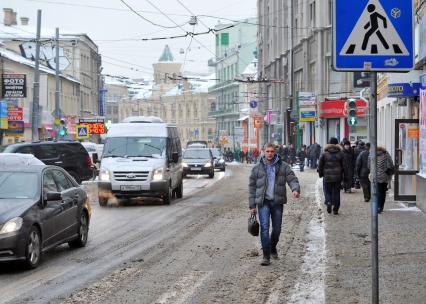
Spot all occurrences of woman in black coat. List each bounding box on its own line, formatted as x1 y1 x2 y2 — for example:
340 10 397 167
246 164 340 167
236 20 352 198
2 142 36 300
341 139 355 192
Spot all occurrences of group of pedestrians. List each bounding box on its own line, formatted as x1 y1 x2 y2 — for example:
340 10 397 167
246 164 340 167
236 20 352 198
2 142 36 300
248 139 395 266
319 137 395 215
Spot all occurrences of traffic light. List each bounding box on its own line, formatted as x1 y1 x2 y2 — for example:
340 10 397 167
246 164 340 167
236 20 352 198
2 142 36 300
346 98 357 126
58 119 67 137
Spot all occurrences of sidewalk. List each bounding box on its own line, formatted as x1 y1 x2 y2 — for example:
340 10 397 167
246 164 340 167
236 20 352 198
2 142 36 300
317 170 426 303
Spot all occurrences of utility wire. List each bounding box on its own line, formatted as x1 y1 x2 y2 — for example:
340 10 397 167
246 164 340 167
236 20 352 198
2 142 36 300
176 0 211 31
145 0 216 58
120 0 187 29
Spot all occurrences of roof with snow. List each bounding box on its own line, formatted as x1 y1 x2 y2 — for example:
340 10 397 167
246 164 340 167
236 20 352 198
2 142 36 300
159 45 174 62
0 47 79 84
242 58 258 76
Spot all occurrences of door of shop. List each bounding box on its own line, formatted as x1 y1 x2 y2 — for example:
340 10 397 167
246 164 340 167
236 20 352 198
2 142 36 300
394 119 419 201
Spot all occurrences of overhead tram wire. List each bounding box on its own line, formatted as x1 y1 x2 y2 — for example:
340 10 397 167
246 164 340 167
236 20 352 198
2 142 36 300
145 0 216 58
120 0 187 29
176 0 211 31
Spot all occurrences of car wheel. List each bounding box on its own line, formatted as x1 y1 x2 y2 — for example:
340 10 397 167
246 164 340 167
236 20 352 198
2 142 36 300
163 183 172 205
221 166 226 172
68 211 89 248
99 196 108 207
209 172 214 178
24 226 42 269
175 180 183 199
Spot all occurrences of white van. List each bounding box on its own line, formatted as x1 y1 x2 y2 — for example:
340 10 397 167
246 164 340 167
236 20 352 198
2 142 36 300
97 117 183 206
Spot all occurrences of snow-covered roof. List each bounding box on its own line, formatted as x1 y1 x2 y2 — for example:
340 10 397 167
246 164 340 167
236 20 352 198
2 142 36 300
0 47 80 84
132 88 153 100
163 85 183 97
0 24 84 41
242 58 258 76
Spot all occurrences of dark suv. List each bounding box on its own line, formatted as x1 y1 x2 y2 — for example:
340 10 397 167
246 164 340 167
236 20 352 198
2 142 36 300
2 141 93 183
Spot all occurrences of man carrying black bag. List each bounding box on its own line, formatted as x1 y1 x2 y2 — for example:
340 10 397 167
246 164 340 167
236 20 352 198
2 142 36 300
249 143 300 266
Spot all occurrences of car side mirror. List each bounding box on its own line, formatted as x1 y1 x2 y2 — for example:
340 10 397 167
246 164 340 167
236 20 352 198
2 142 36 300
213 157 217 159
171 152 179 163
92 153 99 163
45 191 62 201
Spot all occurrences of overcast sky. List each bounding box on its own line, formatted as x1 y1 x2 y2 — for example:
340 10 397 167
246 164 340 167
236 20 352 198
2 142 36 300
3 0 257 79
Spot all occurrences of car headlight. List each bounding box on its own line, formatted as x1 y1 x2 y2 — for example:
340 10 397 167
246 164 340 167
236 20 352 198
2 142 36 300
100 168 110 181
204 162 212 167
153 167 163 181
182 162 188 168
218 159 225 164
0 217 23 234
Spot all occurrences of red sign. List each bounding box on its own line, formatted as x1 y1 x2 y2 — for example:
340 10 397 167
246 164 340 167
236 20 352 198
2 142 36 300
319 99 367 118
253 116 263 128
7 106 23 121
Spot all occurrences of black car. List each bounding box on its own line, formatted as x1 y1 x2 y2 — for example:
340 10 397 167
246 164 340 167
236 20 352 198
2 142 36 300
210 148 226 172
182 148 214 178
2 141 94 184
0 161 91 269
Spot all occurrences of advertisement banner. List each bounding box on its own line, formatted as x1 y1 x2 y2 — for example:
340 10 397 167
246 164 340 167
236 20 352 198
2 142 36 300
0 101 8 129
8 106 23 121
388 83 421 97
298 92 317 122
298 92 316 106
419 89 426 176
2 74 26 98
5 121 24 137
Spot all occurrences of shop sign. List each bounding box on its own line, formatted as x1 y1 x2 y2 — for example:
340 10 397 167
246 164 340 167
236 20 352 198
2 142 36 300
298 92 316 106
388 82 421 97
300 108 317 122
319 99 366 118
421 74 426 90
2 74 26 98
253 116 263 128
4 121 24 137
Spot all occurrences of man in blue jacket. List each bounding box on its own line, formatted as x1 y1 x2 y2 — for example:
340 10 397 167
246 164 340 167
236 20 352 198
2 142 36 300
249 143 301 266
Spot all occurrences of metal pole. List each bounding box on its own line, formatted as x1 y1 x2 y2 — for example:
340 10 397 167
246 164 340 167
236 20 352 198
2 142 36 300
289 0 295 146
369 71 379 303
55 27 60 140
31 9 42 142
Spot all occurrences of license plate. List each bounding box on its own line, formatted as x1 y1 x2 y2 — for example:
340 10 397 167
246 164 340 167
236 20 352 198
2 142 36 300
120 185 141 191
191 167 202 171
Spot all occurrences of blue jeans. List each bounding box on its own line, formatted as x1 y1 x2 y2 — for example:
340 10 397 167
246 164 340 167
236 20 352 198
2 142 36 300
323 180 341 211
257 200 284 253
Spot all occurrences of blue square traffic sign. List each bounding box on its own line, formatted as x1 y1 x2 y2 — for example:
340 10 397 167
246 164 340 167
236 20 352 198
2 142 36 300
333 0 414 71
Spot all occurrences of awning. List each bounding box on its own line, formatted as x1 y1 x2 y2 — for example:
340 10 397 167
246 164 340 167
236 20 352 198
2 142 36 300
238 115 249 121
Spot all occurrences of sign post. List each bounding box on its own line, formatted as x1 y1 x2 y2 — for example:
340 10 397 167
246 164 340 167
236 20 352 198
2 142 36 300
333 1 414 303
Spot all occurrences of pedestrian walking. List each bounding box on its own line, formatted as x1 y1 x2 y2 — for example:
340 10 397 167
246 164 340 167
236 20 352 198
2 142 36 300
341 138 355 193
309 142 321 169
252 148 260 164
356 143 371 202
249 143 301 266
354 141 366 189
297 145 307 172
318 137 345 215
368 146 394 213
240 150 246 163
289 144 297 166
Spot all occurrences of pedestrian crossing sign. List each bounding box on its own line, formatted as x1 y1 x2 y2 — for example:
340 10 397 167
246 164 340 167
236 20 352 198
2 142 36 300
333 0 414 71
76 124 89 139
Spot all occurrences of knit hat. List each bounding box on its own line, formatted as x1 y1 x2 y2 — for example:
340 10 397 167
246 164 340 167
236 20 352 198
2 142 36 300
329 137 339 145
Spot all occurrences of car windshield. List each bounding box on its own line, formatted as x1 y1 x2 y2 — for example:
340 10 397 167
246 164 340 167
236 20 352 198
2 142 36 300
0 172 39 199
184 149 211 159
103 137 165 158
210 149 221 158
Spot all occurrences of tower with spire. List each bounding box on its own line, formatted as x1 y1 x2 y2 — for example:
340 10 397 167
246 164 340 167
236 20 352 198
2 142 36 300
153 45 182 85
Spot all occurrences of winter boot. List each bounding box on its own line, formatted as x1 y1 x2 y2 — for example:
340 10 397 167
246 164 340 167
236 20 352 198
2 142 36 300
271 247 278 259
261 250 271 266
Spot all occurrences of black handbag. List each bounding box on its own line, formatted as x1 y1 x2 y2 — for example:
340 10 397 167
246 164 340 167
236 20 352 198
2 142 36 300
248 213 259 236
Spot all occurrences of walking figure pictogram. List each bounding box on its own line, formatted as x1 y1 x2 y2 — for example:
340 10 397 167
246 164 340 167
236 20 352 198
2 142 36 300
362 4 389 51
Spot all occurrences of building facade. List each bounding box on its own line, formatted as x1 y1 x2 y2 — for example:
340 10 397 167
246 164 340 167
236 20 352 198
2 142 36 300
257 0 358 148
208 19 257 149
0 8 102 118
